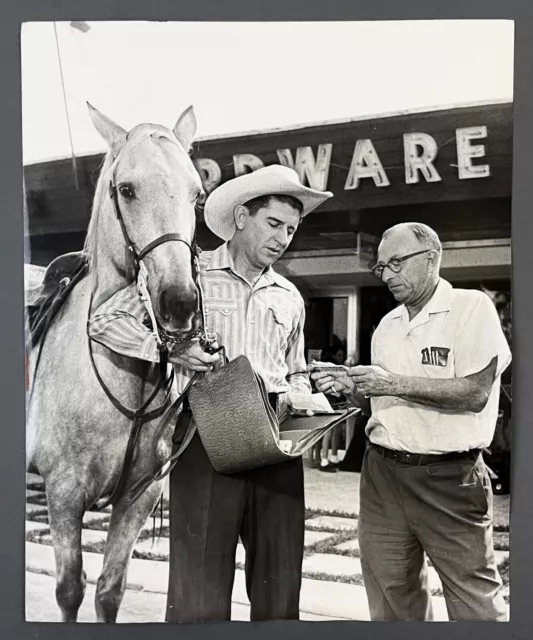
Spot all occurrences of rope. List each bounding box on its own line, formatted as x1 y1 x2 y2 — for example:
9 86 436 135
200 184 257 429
53 22 79 191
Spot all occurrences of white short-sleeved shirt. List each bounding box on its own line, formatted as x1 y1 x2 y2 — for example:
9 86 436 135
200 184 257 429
366 279 512 454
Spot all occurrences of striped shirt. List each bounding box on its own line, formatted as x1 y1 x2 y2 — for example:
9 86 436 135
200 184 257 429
88 243 311 396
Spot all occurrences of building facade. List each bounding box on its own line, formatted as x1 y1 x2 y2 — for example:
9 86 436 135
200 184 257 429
24 101 512 366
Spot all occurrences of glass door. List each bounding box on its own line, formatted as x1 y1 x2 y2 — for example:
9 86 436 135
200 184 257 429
304 296 348 365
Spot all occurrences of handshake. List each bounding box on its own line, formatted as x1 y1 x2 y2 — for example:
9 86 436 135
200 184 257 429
308 361 399 400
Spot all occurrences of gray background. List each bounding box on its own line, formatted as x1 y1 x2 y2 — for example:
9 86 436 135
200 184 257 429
1 1 530 638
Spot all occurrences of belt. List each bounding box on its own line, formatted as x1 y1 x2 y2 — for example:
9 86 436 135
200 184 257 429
371 443 481 466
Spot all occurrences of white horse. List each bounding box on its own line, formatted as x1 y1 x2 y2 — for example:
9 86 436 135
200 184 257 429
26 103 203 622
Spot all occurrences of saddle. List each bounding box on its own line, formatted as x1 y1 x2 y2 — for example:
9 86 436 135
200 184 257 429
26 251 89 348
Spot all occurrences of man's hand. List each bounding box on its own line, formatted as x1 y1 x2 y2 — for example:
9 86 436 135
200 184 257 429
349 358 498 413
168 340 221 371
308 362 354 397
348 365 400 397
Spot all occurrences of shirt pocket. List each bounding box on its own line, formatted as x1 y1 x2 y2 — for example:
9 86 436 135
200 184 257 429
203 300 238 337
204 300 238 318
417 344 454 377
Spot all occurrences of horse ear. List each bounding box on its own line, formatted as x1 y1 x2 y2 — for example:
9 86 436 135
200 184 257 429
87 102 127 155
173 105 197 151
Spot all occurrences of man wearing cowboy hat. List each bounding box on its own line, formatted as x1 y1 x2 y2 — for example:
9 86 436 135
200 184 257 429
164 165 332 622
86 164 332 621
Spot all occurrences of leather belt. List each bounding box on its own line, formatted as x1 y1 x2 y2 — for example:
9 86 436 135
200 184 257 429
371 443 481 466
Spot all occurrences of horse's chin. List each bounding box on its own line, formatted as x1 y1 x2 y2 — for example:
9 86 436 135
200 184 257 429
164 327 194 339
156 316 196 339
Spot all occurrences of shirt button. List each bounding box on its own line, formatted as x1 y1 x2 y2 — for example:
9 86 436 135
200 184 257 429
224 309 229 313
250 319 255 324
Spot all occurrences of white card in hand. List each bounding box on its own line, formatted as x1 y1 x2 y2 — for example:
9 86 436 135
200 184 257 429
286 392 335 414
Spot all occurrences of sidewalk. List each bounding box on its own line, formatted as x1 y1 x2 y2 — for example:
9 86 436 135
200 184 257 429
25 466 510 622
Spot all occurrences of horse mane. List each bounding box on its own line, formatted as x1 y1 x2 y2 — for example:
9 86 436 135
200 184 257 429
83 149 115 274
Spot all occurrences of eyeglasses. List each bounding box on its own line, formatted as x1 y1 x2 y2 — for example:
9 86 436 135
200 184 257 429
371 249 431 279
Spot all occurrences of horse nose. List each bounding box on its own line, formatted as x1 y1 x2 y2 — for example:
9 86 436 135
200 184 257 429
158 286 198 329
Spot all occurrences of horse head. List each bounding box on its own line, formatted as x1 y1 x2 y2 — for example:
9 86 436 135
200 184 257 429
85 104 203 336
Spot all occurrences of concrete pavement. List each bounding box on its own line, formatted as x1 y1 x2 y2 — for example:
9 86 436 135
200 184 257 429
25 465 510 622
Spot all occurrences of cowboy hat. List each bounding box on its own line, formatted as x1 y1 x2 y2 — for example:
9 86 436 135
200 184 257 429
204 165 333 241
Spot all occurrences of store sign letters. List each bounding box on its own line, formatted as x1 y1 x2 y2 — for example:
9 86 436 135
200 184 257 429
195 126 490 195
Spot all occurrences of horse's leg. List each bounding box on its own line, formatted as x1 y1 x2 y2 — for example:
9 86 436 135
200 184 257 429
95 484 163 622
47 491 87 622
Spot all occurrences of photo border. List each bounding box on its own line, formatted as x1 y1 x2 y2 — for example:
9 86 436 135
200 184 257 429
2 2 530 639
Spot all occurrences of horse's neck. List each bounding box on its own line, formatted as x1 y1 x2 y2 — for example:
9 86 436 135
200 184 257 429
90 253 133 311
85 259 161 394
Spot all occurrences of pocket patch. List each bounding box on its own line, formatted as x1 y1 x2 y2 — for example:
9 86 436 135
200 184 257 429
421 346 450 367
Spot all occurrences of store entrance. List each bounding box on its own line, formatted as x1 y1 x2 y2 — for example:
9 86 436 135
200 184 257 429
302 295 356 471
359 286 397 365
303 296 348 364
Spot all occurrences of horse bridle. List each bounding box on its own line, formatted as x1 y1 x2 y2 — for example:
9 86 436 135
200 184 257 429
108 179 206 347
86 174 217 511
108 180 196 271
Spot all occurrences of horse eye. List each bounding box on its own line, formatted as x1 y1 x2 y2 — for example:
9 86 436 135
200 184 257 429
118 184 135 199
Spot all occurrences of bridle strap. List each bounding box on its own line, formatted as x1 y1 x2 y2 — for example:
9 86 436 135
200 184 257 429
109 182 138 260
138 233 194 262
87 333 175 513
87 331 174 422
108 181 199 270
121 373 201 506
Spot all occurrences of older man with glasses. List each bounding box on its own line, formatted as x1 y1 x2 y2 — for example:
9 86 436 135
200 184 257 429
311 222 511 622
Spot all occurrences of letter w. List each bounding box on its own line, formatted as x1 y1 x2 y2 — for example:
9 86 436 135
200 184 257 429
276 144 333 191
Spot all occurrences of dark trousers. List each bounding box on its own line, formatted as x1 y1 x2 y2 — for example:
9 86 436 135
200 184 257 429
358 445 507 621
165 432 305 622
